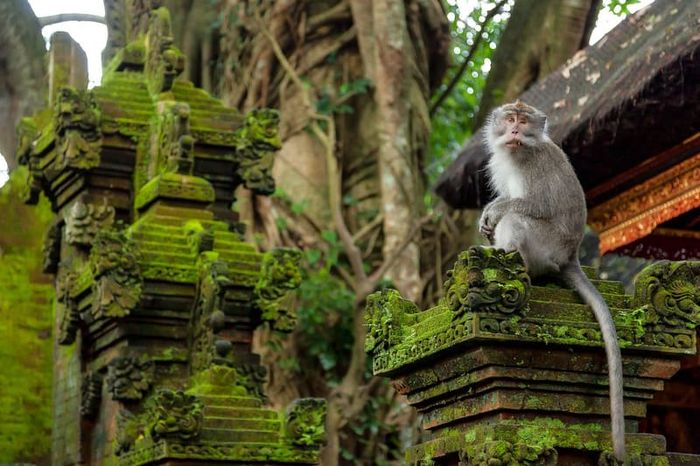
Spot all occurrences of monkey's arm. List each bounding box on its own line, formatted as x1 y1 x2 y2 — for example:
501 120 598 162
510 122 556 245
483 197 552 227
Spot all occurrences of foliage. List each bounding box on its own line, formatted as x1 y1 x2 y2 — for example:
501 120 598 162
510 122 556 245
604 0 643 16
294 263 355 381
0 168 53 462
427 1 513 188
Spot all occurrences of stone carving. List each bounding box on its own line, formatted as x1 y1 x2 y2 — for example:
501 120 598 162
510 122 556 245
65 198 115 246
632 260 700 329
191 260 231 371
365 289 417 354
54 87 102 170
459 441 558 466
90 229 143 319
234 109 281 195
153 101 193 174
56 271 81 345
106 356 154 401
237 363 268 400
598 451 670 466
145 8 184 95
116 409 142 455
254 248 303 332
285 398 327 448
42 221 62 274
145 389 203 441
446 247 530 319
80 372 103 418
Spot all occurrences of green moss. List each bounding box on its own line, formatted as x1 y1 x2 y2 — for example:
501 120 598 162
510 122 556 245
0 170 54 462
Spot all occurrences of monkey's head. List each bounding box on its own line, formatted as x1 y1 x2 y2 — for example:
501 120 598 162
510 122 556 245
485 101 548 154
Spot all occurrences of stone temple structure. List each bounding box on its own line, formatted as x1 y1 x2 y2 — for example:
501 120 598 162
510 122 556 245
18 5 325 465
366 247 700 465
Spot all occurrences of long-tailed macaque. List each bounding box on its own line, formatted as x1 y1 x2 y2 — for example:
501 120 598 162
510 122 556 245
479 101 625 462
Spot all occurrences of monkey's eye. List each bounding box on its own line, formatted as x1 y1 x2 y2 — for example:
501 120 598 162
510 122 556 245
519 117 528 125
506 115 515 123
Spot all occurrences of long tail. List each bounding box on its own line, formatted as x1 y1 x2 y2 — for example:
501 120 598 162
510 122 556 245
562 262 626 462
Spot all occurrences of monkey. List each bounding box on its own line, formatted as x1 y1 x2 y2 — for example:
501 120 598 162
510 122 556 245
478 101 626 462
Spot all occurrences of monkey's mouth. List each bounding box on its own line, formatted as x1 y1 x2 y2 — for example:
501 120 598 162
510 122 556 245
505 140 522 148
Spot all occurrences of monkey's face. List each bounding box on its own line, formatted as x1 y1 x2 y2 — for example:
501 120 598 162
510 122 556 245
488 102 547 154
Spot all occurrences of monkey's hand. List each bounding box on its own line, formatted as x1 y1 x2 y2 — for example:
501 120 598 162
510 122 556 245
480 200 510 243
478 208 496 243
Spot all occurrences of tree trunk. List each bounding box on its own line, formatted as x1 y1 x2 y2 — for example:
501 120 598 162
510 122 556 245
218 1 450 463
0 0 46 171
474 0 601 128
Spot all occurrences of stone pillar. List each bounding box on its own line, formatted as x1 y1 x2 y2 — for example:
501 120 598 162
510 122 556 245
365 247 700 465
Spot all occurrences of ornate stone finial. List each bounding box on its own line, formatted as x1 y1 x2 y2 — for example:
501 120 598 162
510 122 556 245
64 197 115 246
106 356 155 401
632 260 700 329
365 289 417 355
89 229 143 319
145 389 204 441
254 248 303 332
54 87 102 170
285 398 327 448
145 7 185 95
155 101 194 175
445 247 530 319
235 109 282 195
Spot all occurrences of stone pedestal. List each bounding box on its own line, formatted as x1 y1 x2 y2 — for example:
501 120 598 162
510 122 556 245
365 248 700 465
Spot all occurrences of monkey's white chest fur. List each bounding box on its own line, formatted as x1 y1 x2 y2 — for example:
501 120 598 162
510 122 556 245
488 151 526 199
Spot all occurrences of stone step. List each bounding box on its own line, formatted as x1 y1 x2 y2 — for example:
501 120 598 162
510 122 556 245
141 251 197 265
199 395 263 408
581 265 597 279
203 406 279 420
148 204 214 221
530 286 631 308
528 300 631 323
200 428 280 443
217 249 263 265
203 416 281 431
533 279 625 296
136 241 194 255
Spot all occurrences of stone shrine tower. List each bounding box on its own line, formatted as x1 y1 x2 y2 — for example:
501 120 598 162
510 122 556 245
19 4 325 465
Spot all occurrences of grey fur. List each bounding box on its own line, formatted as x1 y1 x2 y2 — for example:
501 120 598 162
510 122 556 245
480 102 626 462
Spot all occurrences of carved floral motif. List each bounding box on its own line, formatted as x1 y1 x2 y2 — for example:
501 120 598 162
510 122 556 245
254 248 302 332
54 87 102 170
285 398 327 448
445 246 530 319
459 441 558 466
145 389 203 441
365 289 417 354
90 229 143 319
145 8 184 95
42 221 62 274
191 260 231 372
237 363 268 400
80 372 103 418
57 271 81 345
106 356 154 401
589 153 700 253
632 260 700 329
234 109 281 195
65 198 115 246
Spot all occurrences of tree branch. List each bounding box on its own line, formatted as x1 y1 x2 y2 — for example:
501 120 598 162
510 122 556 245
38 14 105 27
429 0 508 116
